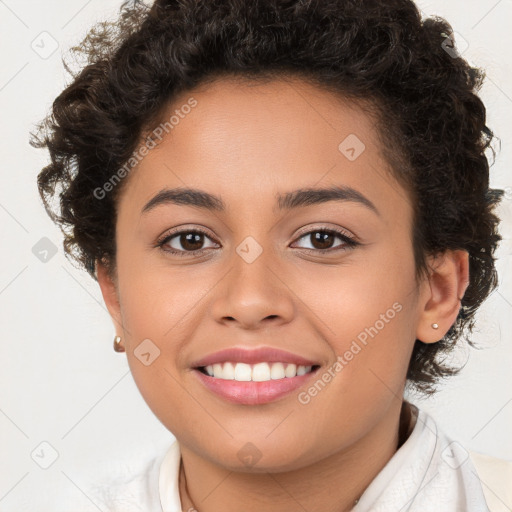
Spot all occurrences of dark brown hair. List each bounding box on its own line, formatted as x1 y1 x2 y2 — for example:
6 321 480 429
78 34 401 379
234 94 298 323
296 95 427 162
30 0 503 395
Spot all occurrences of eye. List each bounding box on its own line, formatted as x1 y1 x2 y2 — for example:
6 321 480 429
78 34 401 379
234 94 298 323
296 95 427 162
156 225 359 257
157 228 219 256
291 227 359 253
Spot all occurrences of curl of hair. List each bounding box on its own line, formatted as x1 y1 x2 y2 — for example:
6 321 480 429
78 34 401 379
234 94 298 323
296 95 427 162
30 0 504 395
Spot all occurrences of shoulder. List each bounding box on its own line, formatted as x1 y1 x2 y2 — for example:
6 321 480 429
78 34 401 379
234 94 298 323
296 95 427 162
88 450 165 512
468 450 512 512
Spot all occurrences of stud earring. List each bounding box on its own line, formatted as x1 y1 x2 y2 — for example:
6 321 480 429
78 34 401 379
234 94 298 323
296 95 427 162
113 335 125 352
431 323 439 329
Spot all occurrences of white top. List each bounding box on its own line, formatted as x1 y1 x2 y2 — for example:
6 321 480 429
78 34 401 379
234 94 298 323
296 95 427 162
90 405 512 511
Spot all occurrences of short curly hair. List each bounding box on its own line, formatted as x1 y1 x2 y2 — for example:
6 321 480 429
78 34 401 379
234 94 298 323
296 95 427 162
30 0 503 395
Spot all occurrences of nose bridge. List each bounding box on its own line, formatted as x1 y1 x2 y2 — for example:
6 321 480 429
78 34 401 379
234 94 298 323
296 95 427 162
227 207 276 275
230 232 277 298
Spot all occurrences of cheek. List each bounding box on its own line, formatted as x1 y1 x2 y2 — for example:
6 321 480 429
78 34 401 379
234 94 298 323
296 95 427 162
337 302 414 397
116 246 201 346
322 298 413 398
115 270 212 427
293 294 415 446
289 245 415 345
292 240 417 391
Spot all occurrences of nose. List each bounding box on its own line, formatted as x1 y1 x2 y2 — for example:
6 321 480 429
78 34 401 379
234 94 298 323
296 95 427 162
210 246 295 330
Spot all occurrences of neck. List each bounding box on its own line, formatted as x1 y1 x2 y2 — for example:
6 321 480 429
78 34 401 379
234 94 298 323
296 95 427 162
177 400 413 512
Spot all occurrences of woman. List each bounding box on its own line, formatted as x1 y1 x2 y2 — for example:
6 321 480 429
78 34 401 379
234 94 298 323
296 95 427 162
30 0 511 510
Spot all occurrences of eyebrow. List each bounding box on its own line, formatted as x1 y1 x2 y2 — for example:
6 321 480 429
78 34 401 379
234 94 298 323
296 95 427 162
141 185 380 216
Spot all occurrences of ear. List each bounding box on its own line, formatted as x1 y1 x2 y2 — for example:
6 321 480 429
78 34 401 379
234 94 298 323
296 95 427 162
416 249 470 343
96 259 125 348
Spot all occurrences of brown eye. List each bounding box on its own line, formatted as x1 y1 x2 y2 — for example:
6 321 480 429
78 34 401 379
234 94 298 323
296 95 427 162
178 232 206 251
309 231 336 250
158 229 218 256
292 228 358 253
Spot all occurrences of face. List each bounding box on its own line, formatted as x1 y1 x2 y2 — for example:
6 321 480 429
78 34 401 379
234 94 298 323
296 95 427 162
98 76 434 472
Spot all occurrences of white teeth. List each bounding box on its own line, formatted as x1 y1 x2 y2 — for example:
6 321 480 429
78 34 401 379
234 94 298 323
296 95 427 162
212 363 223 378
270 362 285 379
203 362 313 381
234 362 252 381
222 362 235 379
284 363 297 378
252 362 271 382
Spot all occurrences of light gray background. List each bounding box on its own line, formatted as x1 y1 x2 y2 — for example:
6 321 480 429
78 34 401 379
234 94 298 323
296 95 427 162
1 1 511 510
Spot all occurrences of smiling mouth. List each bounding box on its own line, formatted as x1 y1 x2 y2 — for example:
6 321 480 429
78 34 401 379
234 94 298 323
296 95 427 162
196 361 321 382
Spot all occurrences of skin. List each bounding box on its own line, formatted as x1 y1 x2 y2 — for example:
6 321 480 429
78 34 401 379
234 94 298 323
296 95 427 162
96 76 469 512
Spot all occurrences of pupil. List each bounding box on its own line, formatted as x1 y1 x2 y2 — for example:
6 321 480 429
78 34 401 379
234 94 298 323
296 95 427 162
312 231 333 249
181 232 203 251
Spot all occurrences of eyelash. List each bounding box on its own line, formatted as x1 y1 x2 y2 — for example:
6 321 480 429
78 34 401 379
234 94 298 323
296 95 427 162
156 226 360 257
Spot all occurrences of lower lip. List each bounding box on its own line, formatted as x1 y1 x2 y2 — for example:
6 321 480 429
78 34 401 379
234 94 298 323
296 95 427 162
192 367 320 405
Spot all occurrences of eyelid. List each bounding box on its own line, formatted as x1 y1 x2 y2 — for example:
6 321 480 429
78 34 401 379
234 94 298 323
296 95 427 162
156 223 216 240
155 226 218 251
293 223 355 241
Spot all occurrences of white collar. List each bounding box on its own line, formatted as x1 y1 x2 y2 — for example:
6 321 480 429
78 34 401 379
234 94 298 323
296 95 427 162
159 438 182 512
352 406 489 511
158 405 489 512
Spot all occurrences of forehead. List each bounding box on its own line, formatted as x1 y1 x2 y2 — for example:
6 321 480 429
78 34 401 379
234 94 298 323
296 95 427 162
118 76 411 221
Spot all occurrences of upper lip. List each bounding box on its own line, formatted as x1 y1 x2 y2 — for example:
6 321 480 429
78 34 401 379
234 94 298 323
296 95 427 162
191 346 320 368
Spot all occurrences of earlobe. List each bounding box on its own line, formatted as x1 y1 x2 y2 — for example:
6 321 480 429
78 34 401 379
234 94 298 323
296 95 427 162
96 259 125 339
415 250 469 344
